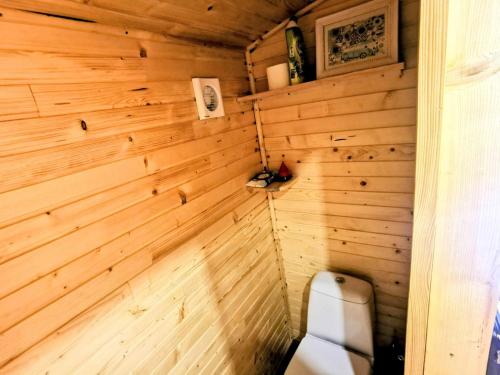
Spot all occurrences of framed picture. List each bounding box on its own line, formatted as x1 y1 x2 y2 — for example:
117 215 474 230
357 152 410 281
315 0 398 78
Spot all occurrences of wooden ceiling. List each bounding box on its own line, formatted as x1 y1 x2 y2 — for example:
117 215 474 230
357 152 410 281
0 0 312 47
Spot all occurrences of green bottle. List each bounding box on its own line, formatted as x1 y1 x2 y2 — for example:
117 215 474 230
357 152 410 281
285 16 307 85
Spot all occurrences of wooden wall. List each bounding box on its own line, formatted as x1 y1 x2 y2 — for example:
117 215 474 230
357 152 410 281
0 6 291 373
257 64 417 346
0 0 310 47
245 0 420 347
249 0 420 92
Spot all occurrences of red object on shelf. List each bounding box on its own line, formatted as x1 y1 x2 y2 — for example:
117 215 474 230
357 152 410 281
278 161 292 181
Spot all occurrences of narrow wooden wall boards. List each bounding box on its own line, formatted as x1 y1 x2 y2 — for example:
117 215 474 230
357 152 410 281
243 0 420 350
0 5 291 373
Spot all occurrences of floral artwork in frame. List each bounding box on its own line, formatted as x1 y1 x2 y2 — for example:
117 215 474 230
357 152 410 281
315 0 398 78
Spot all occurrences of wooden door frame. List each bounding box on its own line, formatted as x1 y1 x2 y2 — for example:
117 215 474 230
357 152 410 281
405 0 500 374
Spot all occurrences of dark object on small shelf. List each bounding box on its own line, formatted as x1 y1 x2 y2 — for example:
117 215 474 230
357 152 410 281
276 161 292 182
247 176 297 193
246 170 275 188
246 163 296 193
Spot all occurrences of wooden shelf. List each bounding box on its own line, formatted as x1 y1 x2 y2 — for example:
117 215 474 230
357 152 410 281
246 177 297 193
237 62 405 103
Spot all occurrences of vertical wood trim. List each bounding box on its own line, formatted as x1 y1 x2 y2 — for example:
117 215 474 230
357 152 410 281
253 101 268 169
245 50 257 95
243 0 318 337
423 0 500 372
267 190 294 340
252 100 293 340
404 1 448 373
246 0 327 52
406 0 500 373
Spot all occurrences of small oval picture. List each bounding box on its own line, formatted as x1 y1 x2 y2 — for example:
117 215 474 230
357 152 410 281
202 85 218 112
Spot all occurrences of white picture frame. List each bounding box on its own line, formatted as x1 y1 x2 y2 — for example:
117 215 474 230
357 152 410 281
315 0 398 79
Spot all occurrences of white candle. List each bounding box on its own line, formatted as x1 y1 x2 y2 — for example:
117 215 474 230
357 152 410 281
266 63 290 90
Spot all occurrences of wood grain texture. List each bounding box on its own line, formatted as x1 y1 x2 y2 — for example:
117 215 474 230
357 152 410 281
0 9 291 374
403 0 445 372
0 0 310 47
406 0 500 374
1 198 291 374
255 61 418 347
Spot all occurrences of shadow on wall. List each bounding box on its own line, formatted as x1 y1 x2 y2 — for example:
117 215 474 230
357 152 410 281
189 198 289 374
271 139 413 375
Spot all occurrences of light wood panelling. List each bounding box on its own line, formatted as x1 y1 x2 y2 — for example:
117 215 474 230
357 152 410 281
1 198 291 374
249 0 420 92
0 86 38 122
0 9 291 374
0 0 310 47
405 0 500 374
256 62 418 346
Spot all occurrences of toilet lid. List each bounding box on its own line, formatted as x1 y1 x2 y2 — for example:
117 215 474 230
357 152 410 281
285 335 371 375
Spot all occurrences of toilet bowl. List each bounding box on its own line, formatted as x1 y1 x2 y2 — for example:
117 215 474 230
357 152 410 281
285 271 375 375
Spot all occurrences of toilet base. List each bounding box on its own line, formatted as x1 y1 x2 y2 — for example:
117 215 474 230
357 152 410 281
285 334 371 375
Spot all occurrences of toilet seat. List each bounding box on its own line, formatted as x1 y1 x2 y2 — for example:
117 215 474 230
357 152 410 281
285 334 371 375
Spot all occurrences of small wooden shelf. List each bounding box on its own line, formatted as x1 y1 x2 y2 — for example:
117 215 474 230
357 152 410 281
246 177 297 193
237 62 405 103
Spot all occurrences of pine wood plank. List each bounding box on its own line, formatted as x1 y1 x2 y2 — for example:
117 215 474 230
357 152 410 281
149 188 264 260
0 99 252 158
260 89 417 124
407 1 500 373
0 52 247 85
0 18 246 60
82 224 276 374
0 0 252 47
0 124 256 194
0 21 143 57
240 64 410 103
262 108 416 137
291 176 415 193
0 188 181 299
274 189 414 208
0 85 38 121
7 194 266 374
31 80 248 117
0 248 152 368
157 235 276 375
283 252 410 280
278 221 412 250
279 231 410 262
0 152 259 266
269 160 416 177
267 144 416 163
0 173 253 300
276 211 413 236
274 199 413 222
7 197 273 375
265 126 416 150
0 156 147 228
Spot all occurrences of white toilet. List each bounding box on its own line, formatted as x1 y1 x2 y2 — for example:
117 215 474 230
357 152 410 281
285 271 375 375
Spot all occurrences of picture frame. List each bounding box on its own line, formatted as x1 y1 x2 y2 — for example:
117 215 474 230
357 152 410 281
315 0 398 79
